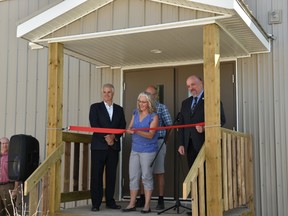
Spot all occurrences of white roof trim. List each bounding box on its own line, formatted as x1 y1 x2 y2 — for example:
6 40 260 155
233 2 270 52
17 0 113 38
186 0 234 9
151 0 234 15
35 15 229 44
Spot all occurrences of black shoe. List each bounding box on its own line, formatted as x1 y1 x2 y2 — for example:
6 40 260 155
155 202 165 210
106 204 121 209
91 206 99 211
135 198 145 207
186 211 192 215
122 207 136 212
141 208 151 214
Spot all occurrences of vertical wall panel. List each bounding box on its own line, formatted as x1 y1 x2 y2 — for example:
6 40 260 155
145 1 161 25
16 41 29 134
129 0 145 27
67 57 80 126
161 4 178 23
113 0 129 29
6 0 19 136
78 62 91 126
35 48 48 160
97 2 113 31
0 2 9 136
25 49 38 135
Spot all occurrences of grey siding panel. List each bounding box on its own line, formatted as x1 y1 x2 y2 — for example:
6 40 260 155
67 57 80 126
238 0 288 216
36 49 48 160
6 0 19 136
78 61 91 126
0 2 9 136
129 0 145 27
16 43 28 133
145 1 161 25
113 0 129 29
82 11 98 33
162 3 178 23
98 2 113 31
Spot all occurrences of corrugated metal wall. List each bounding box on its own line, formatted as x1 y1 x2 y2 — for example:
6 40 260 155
238 1 288 215
1 0 287 215
0 0 121 160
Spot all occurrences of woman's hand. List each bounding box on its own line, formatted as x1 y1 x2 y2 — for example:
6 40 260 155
126 128 134 134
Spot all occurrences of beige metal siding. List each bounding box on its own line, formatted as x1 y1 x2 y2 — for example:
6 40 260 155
50 0 214 37
0 3 121 202
237 0 288 215
1 0 288 215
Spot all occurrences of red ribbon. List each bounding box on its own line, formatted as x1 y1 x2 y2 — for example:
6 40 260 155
68 122 205 134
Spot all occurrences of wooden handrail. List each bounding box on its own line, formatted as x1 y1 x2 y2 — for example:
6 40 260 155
182 128 254 215
24 142 64 195
182 144 206 199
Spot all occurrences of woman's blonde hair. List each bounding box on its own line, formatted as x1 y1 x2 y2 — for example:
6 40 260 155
137 92 156 114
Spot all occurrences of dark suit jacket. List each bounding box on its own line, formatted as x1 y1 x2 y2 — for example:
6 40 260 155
89 102 126 151
178 92 226 152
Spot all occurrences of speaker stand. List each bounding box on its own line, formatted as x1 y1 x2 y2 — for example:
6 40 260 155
157 117 191 215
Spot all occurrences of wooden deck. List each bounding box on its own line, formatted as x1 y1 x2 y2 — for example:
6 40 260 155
55 200 251 216
55 200 191 216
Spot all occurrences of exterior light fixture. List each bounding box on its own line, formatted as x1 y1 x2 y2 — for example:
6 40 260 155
150 49 162 54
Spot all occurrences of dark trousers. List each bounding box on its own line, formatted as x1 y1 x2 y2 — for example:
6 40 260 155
90 149 119 208
186 139 200 169
0 183 15 216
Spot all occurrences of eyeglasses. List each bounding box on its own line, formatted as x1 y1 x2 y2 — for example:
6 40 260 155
138 100 148 104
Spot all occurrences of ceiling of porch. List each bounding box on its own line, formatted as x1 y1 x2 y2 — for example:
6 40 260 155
17 0 270 69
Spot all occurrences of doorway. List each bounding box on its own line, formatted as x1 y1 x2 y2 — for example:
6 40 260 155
122 62 236 198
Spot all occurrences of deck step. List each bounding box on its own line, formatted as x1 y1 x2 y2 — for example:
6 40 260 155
224 206 252 216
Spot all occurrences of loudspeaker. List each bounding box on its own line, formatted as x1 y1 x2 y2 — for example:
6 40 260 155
8 134 39 181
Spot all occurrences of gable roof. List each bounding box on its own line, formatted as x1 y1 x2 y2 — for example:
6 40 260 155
17 0 270 68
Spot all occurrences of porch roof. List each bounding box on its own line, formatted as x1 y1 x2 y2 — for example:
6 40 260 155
17 0 270 68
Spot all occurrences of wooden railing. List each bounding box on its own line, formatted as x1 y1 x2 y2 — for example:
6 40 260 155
183 128 254 216
23 132 92 215
61 132 92 203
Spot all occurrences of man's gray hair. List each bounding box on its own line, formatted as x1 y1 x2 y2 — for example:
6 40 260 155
102 83 115 93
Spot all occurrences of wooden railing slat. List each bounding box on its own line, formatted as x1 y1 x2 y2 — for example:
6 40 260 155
63 142 71 192
73 142 80 191
232 135 237 208
240 137 246 205
227 133 233 209
82 143 89 191
199 164 206 216
192 180 199 216
222 132 228 211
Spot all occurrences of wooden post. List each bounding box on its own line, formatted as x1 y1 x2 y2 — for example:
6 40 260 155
203 24 222 216
44 42 64 214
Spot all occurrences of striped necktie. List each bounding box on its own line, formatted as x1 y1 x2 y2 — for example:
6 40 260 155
191 96 198 112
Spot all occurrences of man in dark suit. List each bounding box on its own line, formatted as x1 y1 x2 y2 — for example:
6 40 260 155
89 83 126 211
178 75 226 168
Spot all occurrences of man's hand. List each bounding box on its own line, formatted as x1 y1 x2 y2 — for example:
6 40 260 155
178 145 185 155
196 126 204 133
104 134 115 146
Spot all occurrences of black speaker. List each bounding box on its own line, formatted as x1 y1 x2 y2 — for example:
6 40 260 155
8 134 39 181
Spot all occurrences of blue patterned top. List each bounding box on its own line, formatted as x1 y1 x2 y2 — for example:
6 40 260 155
131 109 158 153
156 102 172 138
